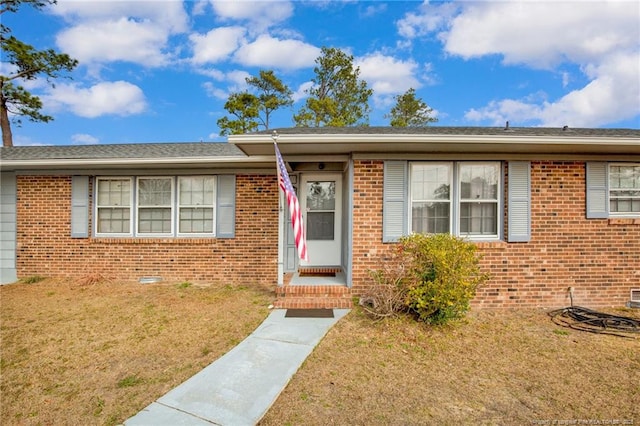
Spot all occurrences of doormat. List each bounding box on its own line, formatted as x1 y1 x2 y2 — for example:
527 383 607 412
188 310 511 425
298 271 336 277
285 309 334 318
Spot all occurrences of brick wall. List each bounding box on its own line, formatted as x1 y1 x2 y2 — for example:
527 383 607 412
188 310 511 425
351 160 640 308
15 162 640 308
16 175 279 284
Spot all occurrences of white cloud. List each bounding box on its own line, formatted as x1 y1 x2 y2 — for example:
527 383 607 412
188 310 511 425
442 2 638 69
210 0 294 32
401 1 640 127
195 68 226 80
361 3 387 18
396 1 458 40
292 81 314 103
538 52 640 127
227 70 251 86
45 81 147 118
465 99 541 127
202 82 228 100
190 27 246 65
465 51 640 127
71 133 100 145
53 0 189 32
356 52 430 111
53 0 188 67
191 0 209 17
233 35 320 69
356 53 422 95
57 18 174 67
202 70 250 100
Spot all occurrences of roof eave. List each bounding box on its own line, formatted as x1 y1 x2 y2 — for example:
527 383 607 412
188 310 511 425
229 133 640 156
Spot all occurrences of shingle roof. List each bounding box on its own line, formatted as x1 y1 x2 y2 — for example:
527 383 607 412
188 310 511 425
0 142 246 161
258 126 640 138
2 127 639 164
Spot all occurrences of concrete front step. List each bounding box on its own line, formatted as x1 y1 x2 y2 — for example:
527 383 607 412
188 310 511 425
274 285 353 309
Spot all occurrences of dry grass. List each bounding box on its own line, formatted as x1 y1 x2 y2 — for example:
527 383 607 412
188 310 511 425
260 307 640 425
2 277 639 426
0 277 273 425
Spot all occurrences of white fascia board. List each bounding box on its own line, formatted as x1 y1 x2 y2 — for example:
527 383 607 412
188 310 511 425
231 133 640 146
1 155 275 169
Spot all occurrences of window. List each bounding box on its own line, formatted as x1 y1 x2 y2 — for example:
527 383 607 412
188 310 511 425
410 162 501 239
459 163 499 236
609 164 640 215
306 181 336 240
137 177 173 235
94 175 234 238
178 176 215 234
411 164 451 233
96 178 132 234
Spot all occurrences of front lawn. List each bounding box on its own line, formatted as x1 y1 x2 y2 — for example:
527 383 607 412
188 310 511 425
2 278 638 425
260 307 639 425
0 278 273 425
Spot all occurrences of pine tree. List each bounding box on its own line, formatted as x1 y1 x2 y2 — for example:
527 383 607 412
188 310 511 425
294 47 372 127
386 88 437 127
1 0 78 146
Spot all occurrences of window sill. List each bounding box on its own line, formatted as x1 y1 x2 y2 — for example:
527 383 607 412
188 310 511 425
473 241 509 249
92 237 219 244
608 218 640 226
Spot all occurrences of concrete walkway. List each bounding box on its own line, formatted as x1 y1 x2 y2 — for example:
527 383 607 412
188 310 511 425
125 308 350 426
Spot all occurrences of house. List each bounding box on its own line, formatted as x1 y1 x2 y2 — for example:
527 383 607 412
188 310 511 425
1 127 639 309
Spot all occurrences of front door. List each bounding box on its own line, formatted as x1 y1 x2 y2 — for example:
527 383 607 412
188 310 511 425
300 173 342 266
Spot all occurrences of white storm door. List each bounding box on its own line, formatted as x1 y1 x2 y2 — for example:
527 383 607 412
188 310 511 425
301 174 342 266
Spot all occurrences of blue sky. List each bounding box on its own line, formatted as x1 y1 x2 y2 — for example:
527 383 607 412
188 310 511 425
4 0 640 146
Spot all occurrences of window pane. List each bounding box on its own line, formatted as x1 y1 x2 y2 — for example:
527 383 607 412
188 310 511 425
610 198 640 213
610 165 640 189
307 181 335 210
179 207 214 233
179 176 214 206
307 212 334 240
139 178 172 206
97 179 130 207
460 164 499 200
412 202 450 234
412 164 450 200
97 208 130 233
138 208 171 233
460 202 497 235
610 165 640 213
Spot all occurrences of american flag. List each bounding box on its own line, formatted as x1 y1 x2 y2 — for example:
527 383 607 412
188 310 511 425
274 142 308 261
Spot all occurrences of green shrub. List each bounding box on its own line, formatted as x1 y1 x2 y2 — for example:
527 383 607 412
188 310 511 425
401 233 489 324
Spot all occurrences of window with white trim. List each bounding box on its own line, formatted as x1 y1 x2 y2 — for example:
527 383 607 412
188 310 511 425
459 163 500 236
178 176 215 234
94 175 228 237
96 178 132 234
609 164 640 215
137 177 174 235
411 163 451 233
410 162 501 239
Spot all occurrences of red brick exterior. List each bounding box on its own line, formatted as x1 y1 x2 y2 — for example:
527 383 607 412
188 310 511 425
351 160 640 309
16 175 279 285
14 160 640 309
